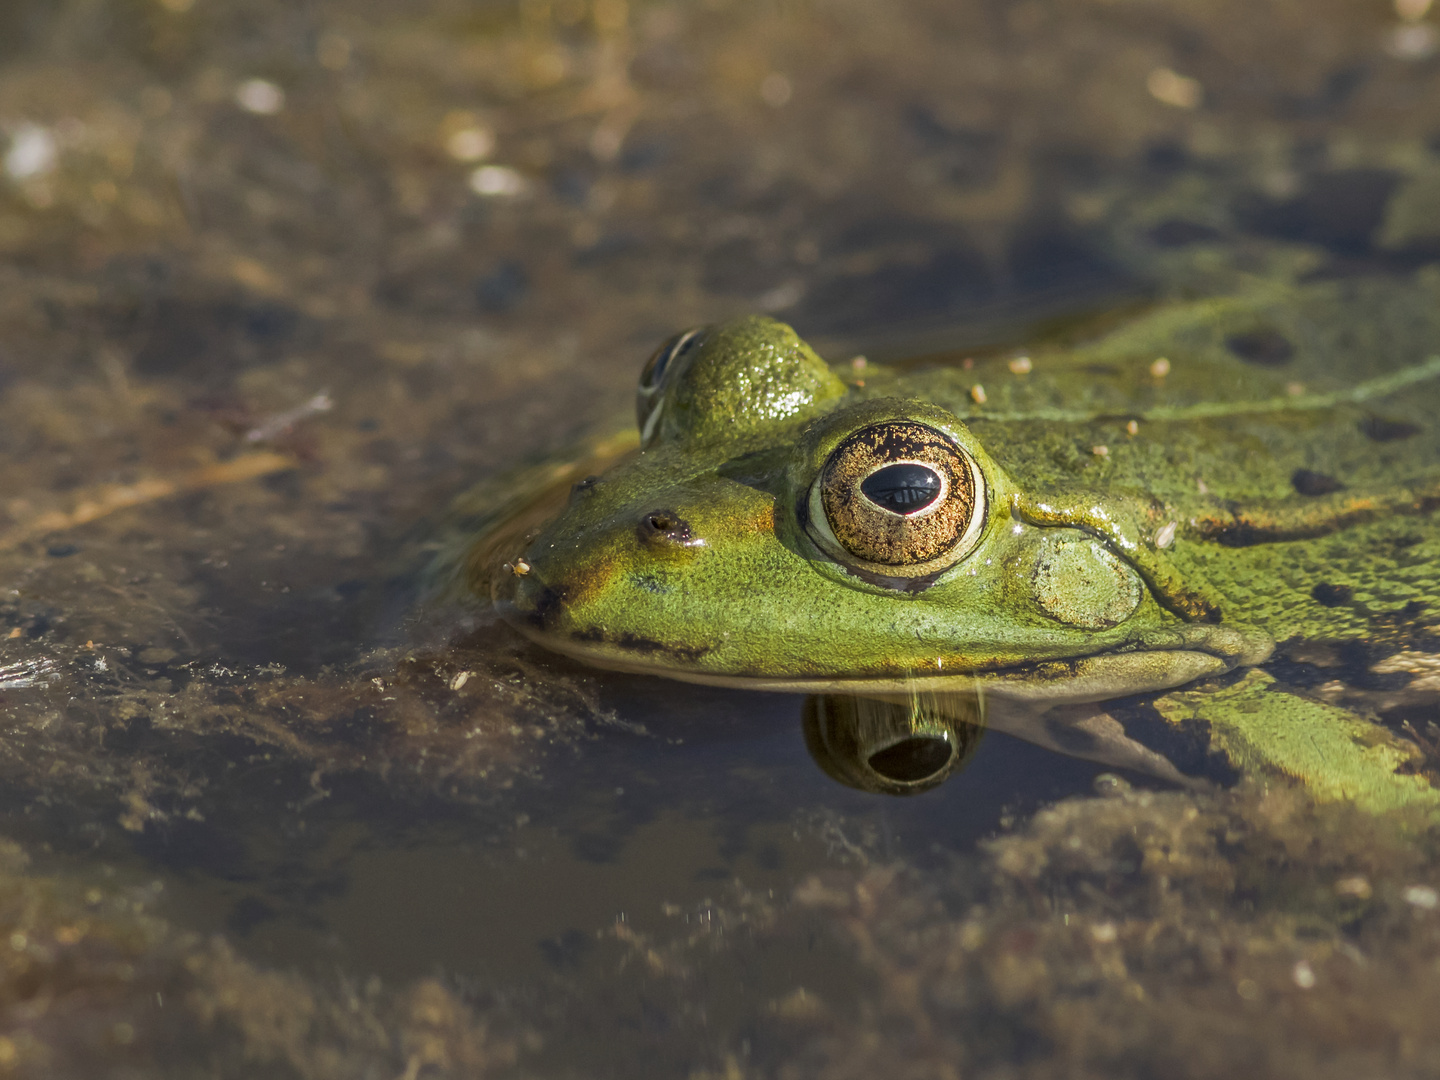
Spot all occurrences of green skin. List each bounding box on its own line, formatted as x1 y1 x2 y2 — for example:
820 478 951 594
485 280 1440 808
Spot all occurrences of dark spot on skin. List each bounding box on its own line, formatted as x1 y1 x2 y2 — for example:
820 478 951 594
568 627 711 663
629 573 667 594
638 509 694 545
570 475 600 497
525 584 573 631
615 634 663 653
1311 582 1353 607
45 544 79 557
616 633 710 662
1226 328 1294 366
1291 469 1345 496
1358 416 1421 442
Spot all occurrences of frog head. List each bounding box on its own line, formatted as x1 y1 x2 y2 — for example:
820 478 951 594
491 317 1269 704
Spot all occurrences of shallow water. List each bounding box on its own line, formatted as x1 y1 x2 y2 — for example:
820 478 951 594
3 0 1440 1076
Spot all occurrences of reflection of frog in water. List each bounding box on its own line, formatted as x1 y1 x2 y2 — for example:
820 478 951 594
469 281 1440 808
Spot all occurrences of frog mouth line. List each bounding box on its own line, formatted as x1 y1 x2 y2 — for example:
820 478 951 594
506 621 1264 703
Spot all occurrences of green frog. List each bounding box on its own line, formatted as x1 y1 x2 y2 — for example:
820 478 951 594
463 275 1440 810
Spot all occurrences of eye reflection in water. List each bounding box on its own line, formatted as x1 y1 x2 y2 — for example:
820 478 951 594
802 688 985 795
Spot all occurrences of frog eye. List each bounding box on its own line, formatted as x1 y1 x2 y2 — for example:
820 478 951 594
636 327 705 445
811 421 986 577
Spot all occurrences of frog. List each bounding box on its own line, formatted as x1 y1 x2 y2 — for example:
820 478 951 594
463 274 1440 809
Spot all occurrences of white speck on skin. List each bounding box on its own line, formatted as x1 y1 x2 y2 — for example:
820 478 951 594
235 79 285 115
1091 445 1109 457
1292 961 1316 989
1155 521 1178 549
969 384 987 405
1090 922 1117 943
4 124 58 180
1008 356 1032 374
1150 357 1171 378
1126 419 1139 436
469 165 526 197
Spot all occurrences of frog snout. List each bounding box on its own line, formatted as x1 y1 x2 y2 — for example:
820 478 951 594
493 559 574 634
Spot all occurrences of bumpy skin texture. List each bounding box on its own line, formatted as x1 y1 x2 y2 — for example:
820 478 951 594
485 285 1440 803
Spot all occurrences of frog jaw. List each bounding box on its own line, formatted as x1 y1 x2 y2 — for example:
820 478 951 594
494 554 1272 705
500 611 1268 704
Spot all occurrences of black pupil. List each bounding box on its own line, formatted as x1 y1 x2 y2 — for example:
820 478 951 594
867 736 954 783
860 463 943 514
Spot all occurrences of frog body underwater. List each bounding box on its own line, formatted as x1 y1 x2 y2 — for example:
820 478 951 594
474 279 1440 807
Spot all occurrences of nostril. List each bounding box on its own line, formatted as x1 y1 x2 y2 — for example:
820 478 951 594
638 508 697 545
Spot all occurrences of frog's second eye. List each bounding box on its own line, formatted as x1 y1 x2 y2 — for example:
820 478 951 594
639 328 702 392
814 421 986 577
637 326 705 444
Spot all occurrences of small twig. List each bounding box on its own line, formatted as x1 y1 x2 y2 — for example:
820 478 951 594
0 451 296 552
245 392 333 443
